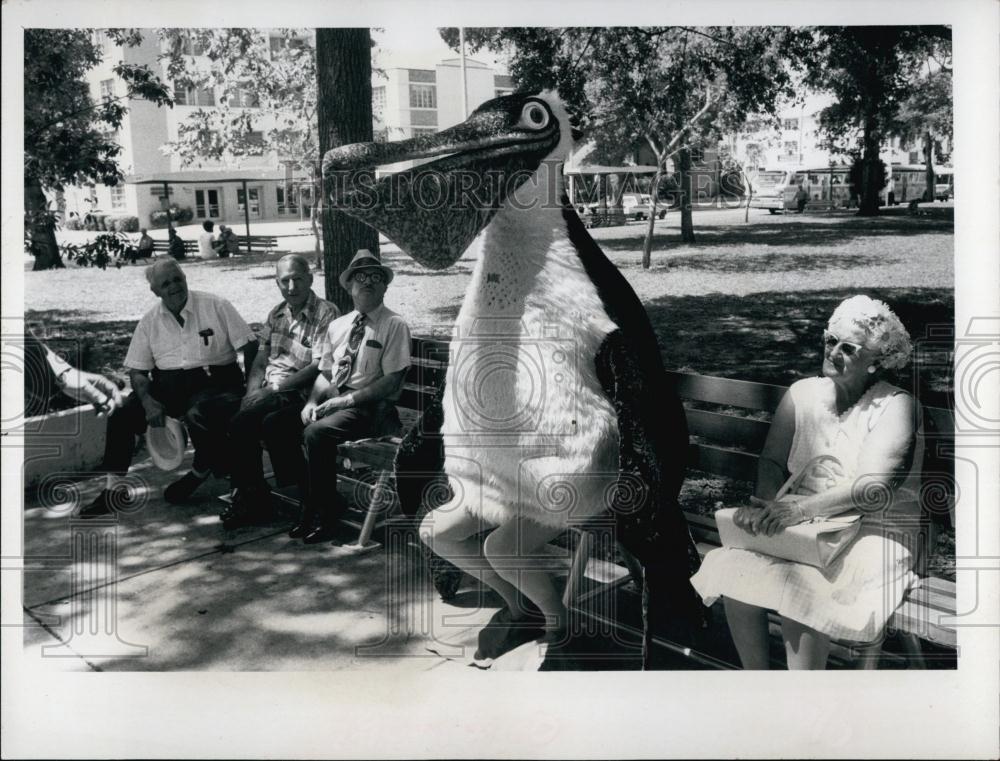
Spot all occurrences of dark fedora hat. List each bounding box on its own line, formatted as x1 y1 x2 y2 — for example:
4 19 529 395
339 249 394 290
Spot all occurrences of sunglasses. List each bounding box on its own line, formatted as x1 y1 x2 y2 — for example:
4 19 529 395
352 270 385 285
823 330 865 358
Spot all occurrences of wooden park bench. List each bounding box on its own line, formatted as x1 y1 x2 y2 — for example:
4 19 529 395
151 238 198 256
234 234 279 253
247 335 957 668
566 371 958 669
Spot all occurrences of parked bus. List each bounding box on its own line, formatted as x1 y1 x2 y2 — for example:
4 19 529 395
749 166 855 213
749 163 953 212
934 167 954 201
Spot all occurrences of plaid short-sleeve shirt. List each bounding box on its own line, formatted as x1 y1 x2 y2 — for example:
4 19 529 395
260 291 340 386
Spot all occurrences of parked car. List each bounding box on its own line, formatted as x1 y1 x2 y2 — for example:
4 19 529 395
582 194 668 221
622 193 667 220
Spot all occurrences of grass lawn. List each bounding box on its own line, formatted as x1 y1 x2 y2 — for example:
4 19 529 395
26 205 955 402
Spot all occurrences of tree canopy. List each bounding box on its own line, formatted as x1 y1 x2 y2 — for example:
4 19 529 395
24 28 172 270
441 26 808 261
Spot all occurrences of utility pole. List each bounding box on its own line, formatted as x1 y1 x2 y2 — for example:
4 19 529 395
459 27 469 118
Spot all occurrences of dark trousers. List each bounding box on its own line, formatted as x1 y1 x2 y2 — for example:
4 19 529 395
300 399 400 527
102 364 243 476
227 389 307 490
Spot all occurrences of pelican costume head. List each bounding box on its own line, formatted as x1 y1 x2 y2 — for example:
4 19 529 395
324 91 578 269
324 91 700 669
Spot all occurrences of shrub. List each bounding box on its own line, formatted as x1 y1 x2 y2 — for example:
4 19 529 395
65 232 138 270
149 206 194 228
117 215 140 233
63 217 83 231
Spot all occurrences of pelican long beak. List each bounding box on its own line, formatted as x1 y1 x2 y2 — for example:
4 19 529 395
323 93 562 269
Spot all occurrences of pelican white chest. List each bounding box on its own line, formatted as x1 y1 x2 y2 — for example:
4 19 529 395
440 194 622 529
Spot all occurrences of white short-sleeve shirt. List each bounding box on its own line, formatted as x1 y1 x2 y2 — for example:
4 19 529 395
124 290 255 371
198 231 218 259
317 303 411 394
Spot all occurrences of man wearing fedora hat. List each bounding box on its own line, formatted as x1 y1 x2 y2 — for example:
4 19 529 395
288 249 411 544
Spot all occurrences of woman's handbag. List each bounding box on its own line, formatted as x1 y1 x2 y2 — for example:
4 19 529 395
715 455 863 568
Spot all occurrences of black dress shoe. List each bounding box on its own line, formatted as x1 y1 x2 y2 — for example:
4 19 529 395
302 525 337 544
288 523 313 539
78 488 131 518
164 471 208 504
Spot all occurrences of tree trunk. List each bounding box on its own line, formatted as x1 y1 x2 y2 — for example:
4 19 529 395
26 178 63 271
316 28 378 315
923 132 935 202
641 166 664 269
858 105 882 217
310 175 322 270
678 147 695 243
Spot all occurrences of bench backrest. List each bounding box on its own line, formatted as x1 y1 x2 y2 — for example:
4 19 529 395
401 338 953 521
664 370 955 526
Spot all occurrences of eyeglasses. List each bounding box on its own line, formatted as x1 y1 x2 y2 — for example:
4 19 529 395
352 271 385 285
823 330 865 358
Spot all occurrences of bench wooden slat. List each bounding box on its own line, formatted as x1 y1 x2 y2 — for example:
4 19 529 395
686 408 770 451
666 370 788 412
689 443 759 482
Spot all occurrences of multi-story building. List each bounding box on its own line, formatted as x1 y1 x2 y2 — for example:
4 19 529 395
373 58 514 141
63 31 512 227
731 91 951 173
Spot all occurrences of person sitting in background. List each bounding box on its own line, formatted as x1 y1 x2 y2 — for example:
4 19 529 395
80 259 258 517
198 220 218 260
214 224 239 258
795 184 809 213
289 249 411 544
168 228 186 261
136 229 155 261
22 329 124 419
690 295 921 670
221 254 340 529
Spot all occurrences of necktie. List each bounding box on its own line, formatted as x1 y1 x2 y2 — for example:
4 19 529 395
334 313 366 388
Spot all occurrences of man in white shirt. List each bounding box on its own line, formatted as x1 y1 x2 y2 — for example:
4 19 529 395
81 258 258 517
198 220 219 260
290 249 411 544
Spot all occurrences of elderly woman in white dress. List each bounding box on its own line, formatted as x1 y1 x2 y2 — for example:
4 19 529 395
691 295 922 669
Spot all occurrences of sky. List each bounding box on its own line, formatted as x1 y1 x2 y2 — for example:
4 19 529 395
371 25 509 73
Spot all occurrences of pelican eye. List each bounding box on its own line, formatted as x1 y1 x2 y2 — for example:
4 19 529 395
519 102 550 130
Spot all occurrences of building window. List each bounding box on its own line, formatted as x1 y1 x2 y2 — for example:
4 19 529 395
689 146 705 164
245 131 265 148
909 150 920 164
783 140 799 158
195 188 221 218
99 79 115 101
228 85 260 108
372 86 386 115
411 127 437 137
408 69 436 84
410 110 437 127
181 37 208 56
782 118 799 131
409 84 436 109
269 35 307 58
175 83 215 107
109 184 126 210
276 186 299 215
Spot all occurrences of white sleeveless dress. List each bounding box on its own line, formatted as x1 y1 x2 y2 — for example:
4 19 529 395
690 377 924 642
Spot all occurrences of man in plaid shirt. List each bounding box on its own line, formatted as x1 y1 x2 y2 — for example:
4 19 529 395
222 254 339 528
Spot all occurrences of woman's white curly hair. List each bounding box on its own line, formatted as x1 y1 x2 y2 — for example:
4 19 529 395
828 295 913 370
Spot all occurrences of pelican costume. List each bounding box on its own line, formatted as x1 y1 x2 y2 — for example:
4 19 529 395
323 91 701 665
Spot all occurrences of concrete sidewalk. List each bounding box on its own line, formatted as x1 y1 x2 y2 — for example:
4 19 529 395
19 448 641 672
